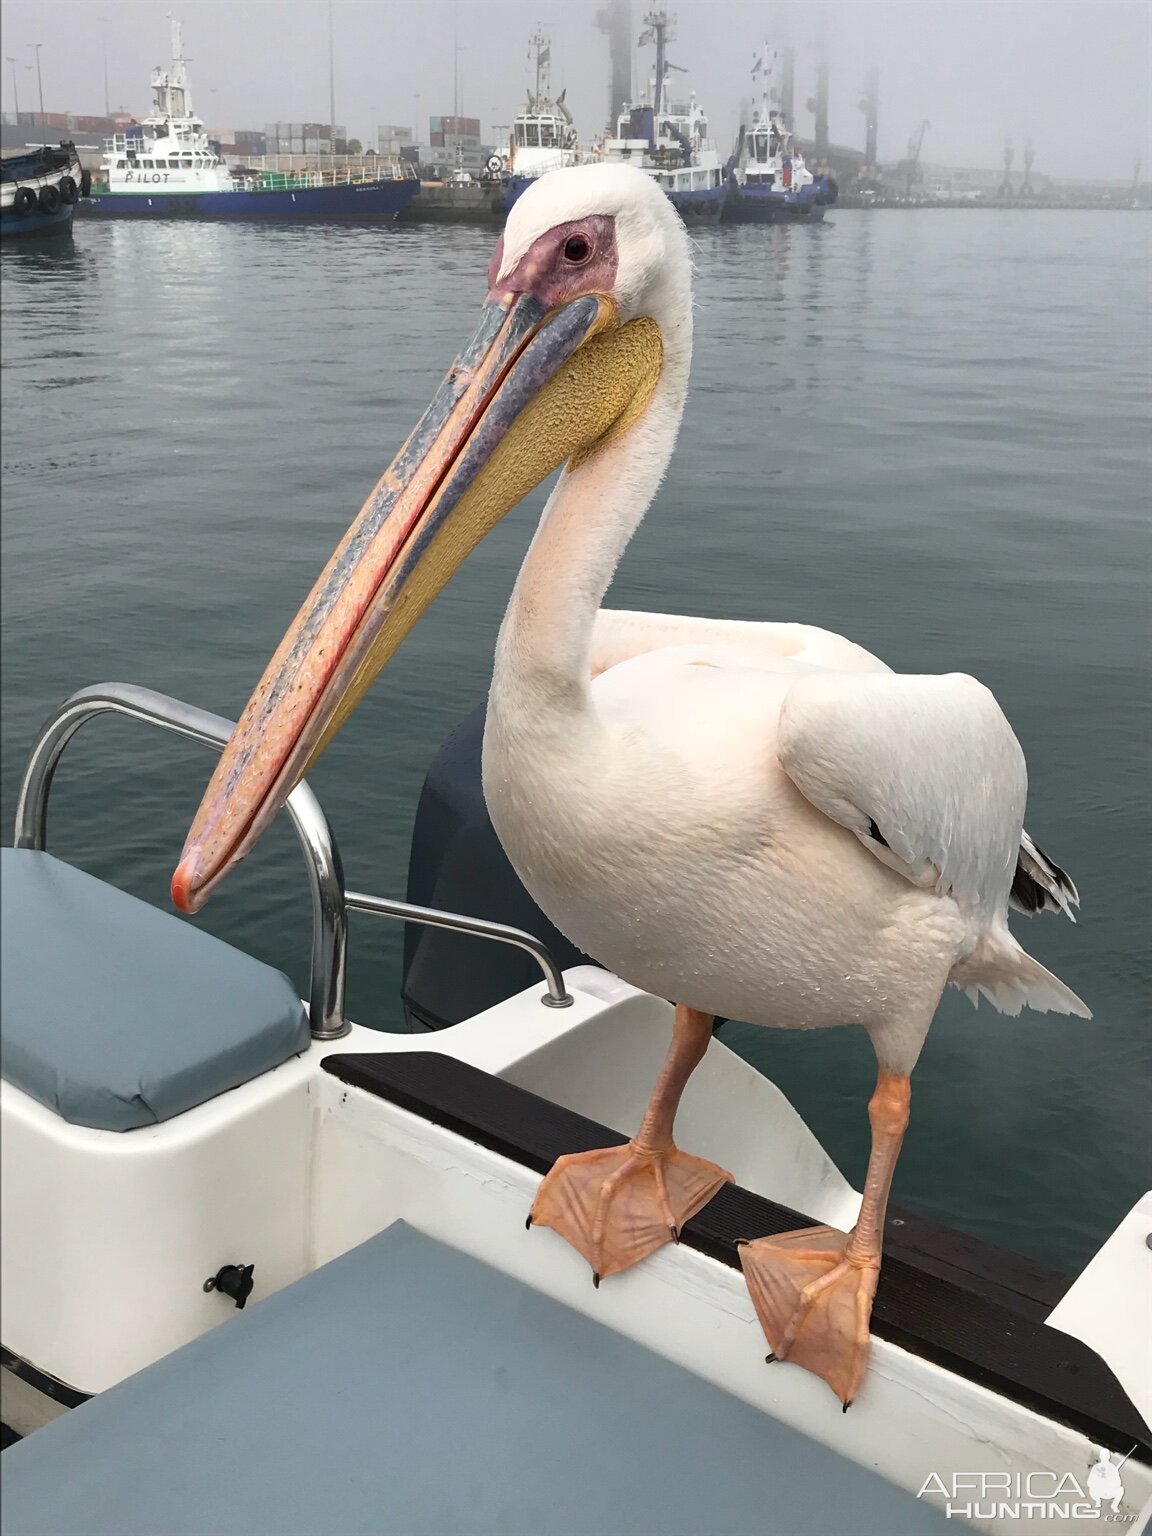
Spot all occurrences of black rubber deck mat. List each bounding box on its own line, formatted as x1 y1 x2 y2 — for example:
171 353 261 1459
323 1050 1150 1459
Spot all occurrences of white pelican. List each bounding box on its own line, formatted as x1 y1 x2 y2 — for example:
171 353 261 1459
173 164 1089 1407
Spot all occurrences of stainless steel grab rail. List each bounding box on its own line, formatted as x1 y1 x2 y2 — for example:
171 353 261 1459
346 891 572 1008
12 683 572 1035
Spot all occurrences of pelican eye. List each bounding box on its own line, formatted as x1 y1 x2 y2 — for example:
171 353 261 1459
563 233 593 265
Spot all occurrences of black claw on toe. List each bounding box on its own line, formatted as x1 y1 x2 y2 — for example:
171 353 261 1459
842 1400 853 1414
525 1215 534 1231
764 1353 777 1365
670 1226 680 1244
592 1272 601 1290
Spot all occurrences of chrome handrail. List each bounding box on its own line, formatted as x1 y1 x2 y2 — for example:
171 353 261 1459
346 891 572 1008
12 683 573 1033
13 683 351 1041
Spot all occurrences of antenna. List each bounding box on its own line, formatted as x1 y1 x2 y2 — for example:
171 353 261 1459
98 17 110 116
529 27 552 107
328 0 336 155
638 10 675 118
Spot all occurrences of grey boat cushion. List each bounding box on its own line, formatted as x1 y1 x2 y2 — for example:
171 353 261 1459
0 848 308 1131
2 1223 952 1535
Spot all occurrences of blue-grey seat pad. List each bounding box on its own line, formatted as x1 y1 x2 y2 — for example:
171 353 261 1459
0 848 308 1131
2 1223 952 1536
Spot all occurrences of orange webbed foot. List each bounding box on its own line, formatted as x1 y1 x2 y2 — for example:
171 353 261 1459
529 1141 733 1282
738 1226 880 1407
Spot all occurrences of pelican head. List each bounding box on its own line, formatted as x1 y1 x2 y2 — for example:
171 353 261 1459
173 164 688 912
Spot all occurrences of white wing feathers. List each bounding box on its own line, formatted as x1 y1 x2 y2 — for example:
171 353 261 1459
590 609 888 680
778 671 1027 920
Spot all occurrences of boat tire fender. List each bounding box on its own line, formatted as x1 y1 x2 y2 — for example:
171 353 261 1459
38 184 61 214
13 187 37 216
58 176 78 205
80 168 93 198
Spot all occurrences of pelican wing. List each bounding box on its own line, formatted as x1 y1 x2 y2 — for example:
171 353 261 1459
777 671 1028 920
593 612 1077 924
1010 829 1080 919
590 609 889 679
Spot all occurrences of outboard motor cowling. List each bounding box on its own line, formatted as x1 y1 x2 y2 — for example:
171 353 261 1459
402 704 594 1031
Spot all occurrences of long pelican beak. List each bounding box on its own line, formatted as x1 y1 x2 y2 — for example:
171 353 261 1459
173 287 663 912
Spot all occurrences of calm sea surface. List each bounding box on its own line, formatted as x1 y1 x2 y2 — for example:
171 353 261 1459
2 211 1148 1271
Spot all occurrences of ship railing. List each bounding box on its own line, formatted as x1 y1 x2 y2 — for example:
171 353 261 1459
232 153 413 184
13 684 573 1042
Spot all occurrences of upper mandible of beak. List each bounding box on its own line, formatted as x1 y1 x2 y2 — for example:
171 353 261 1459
173 286 669 914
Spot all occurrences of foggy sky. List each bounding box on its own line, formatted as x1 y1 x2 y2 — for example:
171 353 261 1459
1 0 1148 181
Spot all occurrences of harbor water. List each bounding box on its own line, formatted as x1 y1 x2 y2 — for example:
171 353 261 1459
2 211 1148 1273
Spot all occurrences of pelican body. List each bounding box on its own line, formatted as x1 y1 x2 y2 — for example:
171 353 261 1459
173 165 1088 1407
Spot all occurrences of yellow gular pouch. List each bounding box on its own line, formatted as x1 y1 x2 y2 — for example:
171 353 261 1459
308 316 665 765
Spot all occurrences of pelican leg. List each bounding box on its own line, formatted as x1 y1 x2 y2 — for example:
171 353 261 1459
529 1004 734 1281
738 1069 910 1407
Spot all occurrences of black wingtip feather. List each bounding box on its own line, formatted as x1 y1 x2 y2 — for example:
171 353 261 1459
1012 831 1080 920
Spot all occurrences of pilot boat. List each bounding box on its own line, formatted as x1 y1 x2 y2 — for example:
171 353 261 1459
0 142 87 240
724 44 837 224
1 681 1149 1532
79 19 417 224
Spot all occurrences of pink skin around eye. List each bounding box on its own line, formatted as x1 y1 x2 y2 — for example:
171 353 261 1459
487 215 619 308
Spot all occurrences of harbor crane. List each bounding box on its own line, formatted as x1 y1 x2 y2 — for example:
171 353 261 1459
594 0 633 132
899 118 930 198
805 57 830 163
997 140 1015 199
857 65 879 188
1020 140 1035 198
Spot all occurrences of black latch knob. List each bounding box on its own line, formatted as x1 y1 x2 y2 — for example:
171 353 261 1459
203 1263 255 1310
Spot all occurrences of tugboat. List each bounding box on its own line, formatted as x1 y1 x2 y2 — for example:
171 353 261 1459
723 44 836 224
507 12 726 228
500 31 585 211
603 9 725 226
599 74 726 228
79 19 418 224
0 142 87 240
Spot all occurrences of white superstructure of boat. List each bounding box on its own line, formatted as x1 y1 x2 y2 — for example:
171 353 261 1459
504 30 584 180
736 41 816 194
596 12 725 224
94 18 233 196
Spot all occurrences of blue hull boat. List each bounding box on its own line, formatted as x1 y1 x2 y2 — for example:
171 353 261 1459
506 173 726 228
722 178 833 224
77 18 419 228
78 177 419 222
1 143 86 241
